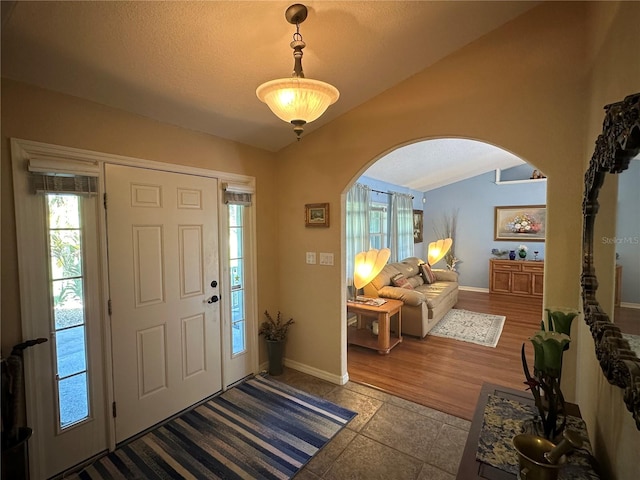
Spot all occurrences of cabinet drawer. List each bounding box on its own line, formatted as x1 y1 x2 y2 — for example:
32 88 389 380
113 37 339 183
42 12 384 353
491 262 522 272
522 263 544 273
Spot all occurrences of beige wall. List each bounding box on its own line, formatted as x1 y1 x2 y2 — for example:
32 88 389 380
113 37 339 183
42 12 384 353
576 2 640 478
1 79 279 356
275 1 589 381
272 1 638 478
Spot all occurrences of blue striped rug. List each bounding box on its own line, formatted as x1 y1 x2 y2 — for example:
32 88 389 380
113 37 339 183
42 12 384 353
76 375 356 479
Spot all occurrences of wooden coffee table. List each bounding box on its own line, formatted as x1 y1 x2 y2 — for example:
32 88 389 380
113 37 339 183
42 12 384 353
346 298 403 354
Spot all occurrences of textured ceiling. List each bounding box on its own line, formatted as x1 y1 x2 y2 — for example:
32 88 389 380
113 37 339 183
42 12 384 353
365 139 525 191
1 1 538 152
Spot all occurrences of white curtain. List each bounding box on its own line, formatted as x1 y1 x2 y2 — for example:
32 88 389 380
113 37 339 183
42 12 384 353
346 183 371 284
389 192 414 262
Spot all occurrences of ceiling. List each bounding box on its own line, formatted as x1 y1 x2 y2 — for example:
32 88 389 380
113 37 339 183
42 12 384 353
1 1 537 187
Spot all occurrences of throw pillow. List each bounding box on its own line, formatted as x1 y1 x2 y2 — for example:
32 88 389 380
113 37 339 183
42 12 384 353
420 263 436 284
390 273 414 290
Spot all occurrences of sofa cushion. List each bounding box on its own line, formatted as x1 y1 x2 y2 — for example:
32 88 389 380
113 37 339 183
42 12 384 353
391 273 414 289
415 281 458 309
378 285 426 306
433 269 458 282
419 263 436 284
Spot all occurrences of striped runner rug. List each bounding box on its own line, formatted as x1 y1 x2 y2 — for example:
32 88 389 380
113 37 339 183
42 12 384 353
75 375 357 479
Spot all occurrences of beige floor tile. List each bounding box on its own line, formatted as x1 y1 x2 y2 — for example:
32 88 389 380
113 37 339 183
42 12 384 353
323 435 423 480
417 463 456 480
361 403 442 461
304 427 358 476
323 387 384 432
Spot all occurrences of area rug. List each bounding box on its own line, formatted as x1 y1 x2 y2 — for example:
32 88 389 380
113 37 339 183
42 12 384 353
75 375 357 479
428 309 505 348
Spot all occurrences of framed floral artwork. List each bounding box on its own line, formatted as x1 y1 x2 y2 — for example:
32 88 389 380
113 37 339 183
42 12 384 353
494 205 546 241
305 203 330 227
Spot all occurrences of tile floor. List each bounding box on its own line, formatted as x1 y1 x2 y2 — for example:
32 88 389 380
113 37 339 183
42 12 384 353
275 368 470 480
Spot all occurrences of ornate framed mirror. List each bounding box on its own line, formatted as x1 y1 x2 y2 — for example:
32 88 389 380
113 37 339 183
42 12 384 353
581 92 640 429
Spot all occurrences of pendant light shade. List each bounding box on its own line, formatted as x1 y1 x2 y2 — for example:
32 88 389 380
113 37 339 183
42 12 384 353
256 4 339 139
256 78 339 125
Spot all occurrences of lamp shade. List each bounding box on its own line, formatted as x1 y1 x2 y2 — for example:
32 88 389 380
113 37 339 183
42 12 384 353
256 77 339 124
353 248 391 289
427 238 452 266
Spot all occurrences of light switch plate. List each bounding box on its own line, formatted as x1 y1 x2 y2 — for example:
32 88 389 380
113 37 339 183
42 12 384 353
306 252 316 264
319 252 334 266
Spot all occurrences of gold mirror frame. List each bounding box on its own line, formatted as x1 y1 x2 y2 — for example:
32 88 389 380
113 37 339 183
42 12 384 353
581 92 640 429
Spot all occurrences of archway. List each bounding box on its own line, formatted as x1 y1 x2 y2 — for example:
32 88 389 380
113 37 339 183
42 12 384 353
343 137 548 419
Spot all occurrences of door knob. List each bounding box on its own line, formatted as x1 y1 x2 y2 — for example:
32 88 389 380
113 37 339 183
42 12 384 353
210 280 218 288
207 295 219 304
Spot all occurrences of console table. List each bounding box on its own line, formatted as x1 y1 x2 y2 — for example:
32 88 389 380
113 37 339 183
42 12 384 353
457 383 599 480
489 259 544 298
346 299 402 354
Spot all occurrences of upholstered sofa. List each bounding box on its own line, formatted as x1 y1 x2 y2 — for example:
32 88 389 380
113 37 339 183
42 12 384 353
363 256 459 338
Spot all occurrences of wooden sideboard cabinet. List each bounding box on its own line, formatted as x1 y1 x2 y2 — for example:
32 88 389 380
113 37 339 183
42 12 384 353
489 259 544 297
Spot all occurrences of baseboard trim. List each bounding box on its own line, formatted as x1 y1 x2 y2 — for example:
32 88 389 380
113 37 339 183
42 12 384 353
459 286 490 293
280 358 349 385
620 302 640 309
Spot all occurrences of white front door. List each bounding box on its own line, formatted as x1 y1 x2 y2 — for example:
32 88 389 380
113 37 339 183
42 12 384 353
105 164 222 442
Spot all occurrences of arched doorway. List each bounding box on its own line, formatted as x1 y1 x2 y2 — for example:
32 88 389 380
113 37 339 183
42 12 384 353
344 137 547 419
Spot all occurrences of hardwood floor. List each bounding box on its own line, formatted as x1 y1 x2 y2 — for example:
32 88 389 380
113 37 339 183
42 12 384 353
347 290 543 421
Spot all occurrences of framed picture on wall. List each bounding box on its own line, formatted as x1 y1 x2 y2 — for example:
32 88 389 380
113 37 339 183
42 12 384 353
305 203 330 227
413 209 423 243
494 205 546 241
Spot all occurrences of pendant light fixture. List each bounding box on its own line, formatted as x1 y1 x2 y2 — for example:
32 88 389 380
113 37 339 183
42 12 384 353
256 4 339 140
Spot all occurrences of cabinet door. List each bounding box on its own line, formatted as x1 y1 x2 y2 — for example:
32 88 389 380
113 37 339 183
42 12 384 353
532 272 544 296
512 272 532 295
491 270 512 293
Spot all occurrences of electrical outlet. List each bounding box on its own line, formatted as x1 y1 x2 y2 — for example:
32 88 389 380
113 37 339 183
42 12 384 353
319 252 334 266
306 252 316 264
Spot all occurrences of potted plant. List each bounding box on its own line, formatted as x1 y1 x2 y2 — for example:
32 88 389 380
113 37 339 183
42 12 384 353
521 308 579 440
259 310 294 376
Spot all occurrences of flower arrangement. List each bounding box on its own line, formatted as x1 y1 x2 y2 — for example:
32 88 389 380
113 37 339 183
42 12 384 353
521 308 579 439
258 310 294 341
518 245 528 254
507 213 541 234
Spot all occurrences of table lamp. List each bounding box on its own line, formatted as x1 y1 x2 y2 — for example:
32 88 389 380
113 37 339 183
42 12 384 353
353 248 391 291
427 238 452 266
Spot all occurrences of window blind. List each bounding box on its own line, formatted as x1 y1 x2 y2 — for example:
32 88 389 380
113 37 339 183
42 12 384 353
31 174 98 196
223 182 253 206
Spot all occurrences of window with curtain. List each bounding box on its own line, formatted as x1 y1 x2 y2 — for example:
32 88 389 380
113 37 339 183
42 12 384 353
389 192 414 262
346 183 414 278
345 183 371 285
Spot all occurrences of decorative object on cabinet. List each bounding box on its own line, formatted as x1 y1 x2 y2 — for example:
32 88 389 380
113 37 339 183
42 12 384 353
581 91 640 429
490 259 543 297
305 202 329 227
494 205 546 241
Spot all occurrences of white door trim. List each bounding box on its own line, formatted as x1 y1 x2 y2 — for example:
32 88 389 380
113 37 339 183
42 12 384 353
11 138 258 474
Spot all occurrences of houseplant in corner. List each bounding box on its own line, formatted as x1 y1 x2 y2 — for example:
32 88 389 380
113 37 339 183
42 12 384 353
259 310 294 376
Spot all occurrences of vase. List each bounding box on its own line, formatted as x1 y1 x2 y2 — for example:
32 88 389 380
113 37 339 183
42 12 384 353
266 339 285 376
519 250 527 259
509 250 516 260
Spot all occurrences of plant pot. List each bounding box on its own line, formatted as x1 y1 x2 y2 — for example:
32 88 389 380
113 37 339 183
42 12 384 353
266 340 285 376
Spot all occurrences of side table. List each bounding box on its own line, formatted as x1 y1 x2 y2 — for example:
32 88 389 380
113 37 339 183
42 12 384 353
457 383 591 480
346 299 403 354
